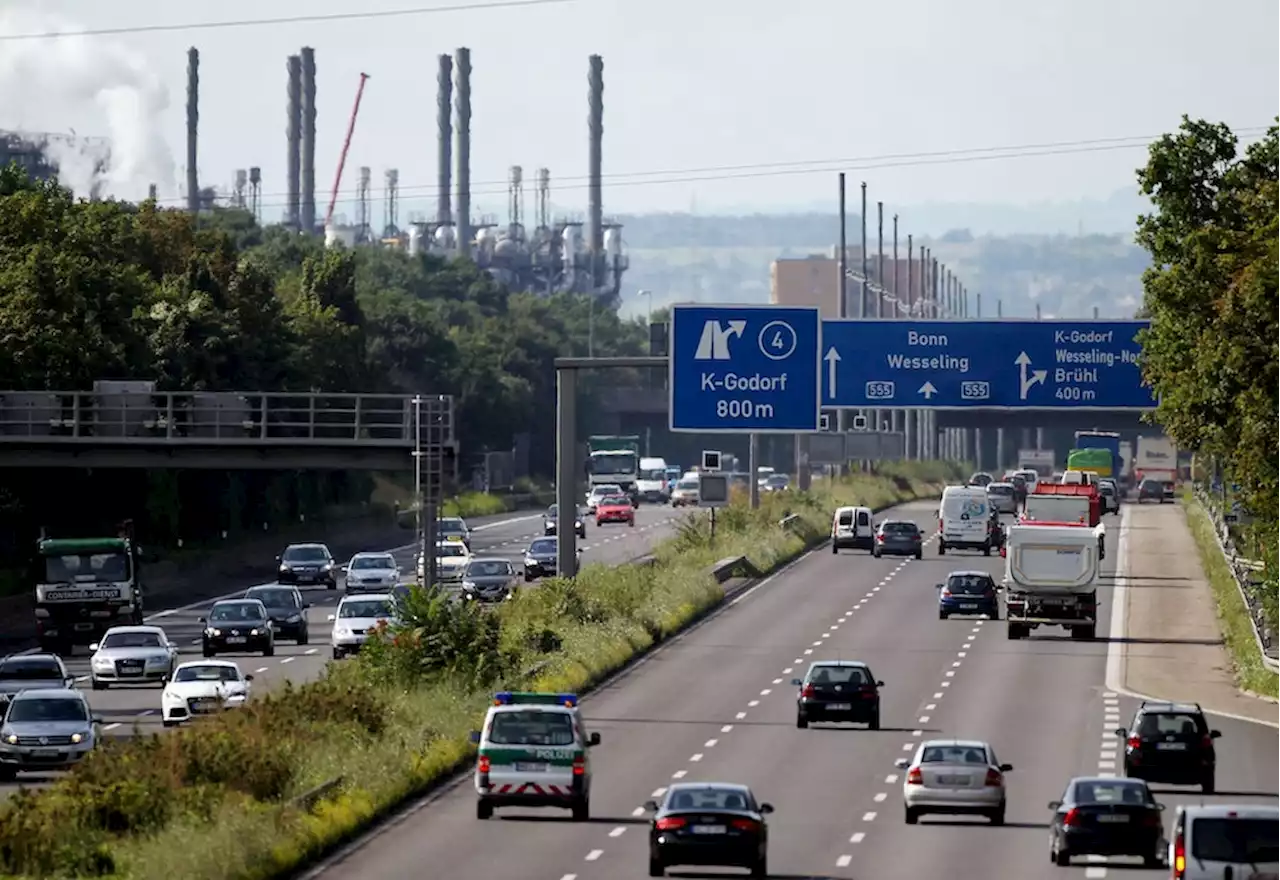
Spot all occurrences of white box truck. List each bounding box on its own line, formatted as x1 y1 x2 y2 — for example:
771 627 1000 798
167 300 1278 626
1003 522 1101 641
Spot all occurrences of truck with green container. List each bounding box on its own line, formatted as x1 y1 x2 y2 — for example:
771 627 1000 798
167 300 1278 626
1068 430 1122 480
34 536 146 654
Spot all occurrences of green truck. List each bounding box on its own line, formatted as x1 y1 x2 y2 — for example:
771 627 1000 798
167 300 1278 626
586 435 641 502
35 536 146 653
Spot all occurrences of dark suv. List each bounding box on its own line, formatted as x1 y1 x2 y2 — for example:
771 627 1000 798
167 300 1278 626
243 586 310 644
276 543 337 588
793 660 883 729
1115 701 1221 792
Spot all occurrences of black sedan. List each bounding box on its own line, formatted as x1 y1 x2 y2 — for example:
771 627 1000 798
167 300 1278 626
275 543 338 588
243 586 310 644
523 537 559 581
543 504 586 539
793 660 882 729
645 782 772 878
873 519 923 559
200 600 275 657
1048 777 1166 868
1137 478 1166 503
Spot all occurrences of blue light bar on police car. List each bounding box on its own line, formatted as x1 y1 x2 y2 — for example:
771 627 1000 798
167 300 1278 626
492 691 578 707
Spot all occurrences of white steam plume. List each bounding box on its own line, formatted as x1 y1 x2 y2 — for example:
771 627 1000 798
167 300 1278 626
0 7 175 201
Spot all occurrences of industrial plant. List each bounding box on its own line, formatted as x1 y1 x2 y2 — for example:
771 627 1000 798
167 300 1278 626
1 45 629 302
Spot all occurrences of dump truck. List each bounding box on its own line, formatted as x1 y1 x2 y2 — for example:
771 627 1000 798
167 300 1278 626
35 535 146 654
1003 520 1101 641
1024 481 1105 559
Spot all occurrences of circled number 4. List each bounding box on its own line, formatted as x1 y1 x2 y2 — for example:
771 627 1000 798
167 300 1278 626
770 332 786 349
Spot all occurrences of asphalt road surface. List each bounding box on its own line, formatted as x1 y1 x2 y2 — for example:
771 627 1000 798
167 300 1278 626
3 505 686 795
296 500 1278 880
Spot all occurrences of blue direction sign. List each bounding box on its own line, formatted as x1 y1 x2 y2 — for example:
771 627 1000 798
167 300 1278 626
670 304 822 433
821 319 1155 410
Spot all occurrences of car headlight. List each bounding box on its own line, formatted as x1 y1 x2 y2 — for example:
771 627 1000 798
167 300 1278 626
250 628 263 636
92 656 112 668
3 734 15 745
286 614 302 623
334 626 351 637
462 581 477 589
206 628 222 636
70 732 85 744
279 564 290 571
146 656 167 666
524 556 535 566
225 693 246 703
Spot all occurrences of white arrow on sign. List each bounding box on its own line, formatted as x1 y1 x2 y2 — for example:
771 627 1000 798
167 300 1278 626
918 381 937 399
1015 351 1048 400
824 347 841 398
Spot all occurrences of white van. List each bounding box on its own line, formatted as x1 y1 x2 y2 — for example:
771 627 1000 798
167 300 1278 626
636 457 669 503
938 486 993 556
1169 804 1278 880
832 506 875 553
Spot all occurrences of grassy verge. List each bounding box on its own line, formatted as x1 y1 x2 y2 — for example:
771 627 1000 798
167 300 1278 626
1182 495 1279 699
0 462 963 880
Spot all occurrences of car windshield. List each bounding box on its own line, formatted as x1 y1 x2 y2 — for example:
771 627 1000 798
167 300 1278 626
439 519 466 535
283 546 328 562
1141 480 1161 490
436 544 468 560
920 745 989 764
100 631 163 649
1137 712 1203 736
987 485 1015 496
666 787 755 812
545 505 559 517
807 665 870 685
350 556 395 570
339 599 393 619
881 522 918 535
467 561 512 577
7 697 87 723
0 659 62 681
591 486 620 497
246 589 298 609
174 665 242 683
947 575 994 595
1099 485 1115 496
43 550 131 584
1073 780 1151 804
676 479 698 490
209 604 265 623
529 539 556 555
601 496 630 507
767 475 789 486
641 468 666 481
487 710 574 746
1190 817 1279 864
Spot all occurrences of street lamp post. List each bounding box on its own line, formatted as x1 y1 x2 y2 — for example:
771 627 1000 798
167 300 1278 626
411 395 425 582
638 289 653 324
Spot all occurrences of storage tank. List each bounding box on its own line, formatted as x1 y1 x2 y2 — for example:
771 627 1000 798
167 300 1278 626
434 224 456 250
604 227 623 259
324 224 357 248
407 224 425 256
475 227 497 256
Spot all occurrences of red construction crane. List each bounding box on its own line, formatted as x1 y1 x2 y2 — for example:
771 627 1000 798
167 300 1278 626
325 72 370 228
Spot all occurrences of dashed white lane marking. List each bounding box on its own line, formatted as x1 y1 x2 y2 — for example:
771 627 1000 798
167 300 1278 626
608 826 625 838
704 739 718 748
1084 868 1107 879
304 648 318 655
782 667 793 674
836 855 852 868
559 874 577 880
760 688 771 695
941 681 951 688
850 831 866 844
255 666 269 674
747 700 759 707
103 722 122 731
911 729 922 737
721 724 733 733
925 703 936 710
902 743 914 751
952 661 962 667
812 641 823 647
862 811 877 821
957 651 967 658
671 769 687 779
932 692 943 699
735 712 747 720
584 850 603 861
772 678 783 684
803 649 813 655
690 753 703 762
873 792 887 802
945 671 955 677
885 774 898 784
651 787 667 798
280 657 294 664
919 716 930 724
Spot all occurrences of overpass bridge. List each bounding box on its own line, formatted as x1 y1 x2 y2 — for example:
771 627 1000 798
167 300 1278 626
0 390 454 471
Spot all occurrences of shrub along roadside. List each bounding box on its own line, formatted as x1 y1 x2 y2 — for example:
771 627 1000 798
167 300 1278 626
0 462 964 880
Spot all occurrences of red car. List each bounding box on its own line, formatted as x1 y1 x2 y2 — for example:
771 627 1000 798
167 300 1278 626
595 495 636 527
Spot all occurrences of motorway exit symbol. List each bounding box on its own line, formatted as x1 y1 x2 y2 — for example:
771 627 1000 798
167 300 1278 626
820 319 1156 410
670 304 821 433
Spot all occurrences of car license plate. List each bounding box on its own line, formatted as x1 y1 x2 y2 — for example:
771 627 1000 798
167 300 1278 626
937 775 970 786
826 703 852 711
120 667 143 676
690 825 726 835
226 636 247 645
513 762 548 773
1097 814 1130 823
1156 742 1187 750
960 603 978 610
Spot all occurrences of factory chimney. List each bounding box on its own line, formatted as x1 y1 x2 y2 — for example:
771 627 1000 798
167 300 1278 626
454 47 472 258
587 54 604 287
436 54 453 228
300 47 317 234
186 48 199 214
285 54 302 230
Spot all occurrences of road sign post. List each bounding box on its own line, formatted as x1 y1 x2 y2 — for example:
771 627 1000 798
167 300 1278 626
669 304 822 433
821 319 1155 410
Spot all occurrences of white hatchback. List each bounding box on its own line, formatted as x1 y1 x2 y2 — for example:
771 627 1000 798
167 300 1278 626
895 739 1012 825
328 593 397 659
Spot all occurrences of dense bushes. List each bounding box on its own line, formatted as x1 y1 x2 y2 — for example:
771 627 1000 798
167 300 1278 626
0 462 961 879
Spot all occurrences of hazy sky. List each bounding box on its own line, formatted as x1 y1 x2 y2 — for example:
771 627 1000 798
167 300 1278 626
2 0 1276 222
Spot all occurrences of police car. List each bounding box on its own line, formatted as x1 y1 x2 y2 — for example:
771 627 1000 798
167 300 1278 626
469 691 601 821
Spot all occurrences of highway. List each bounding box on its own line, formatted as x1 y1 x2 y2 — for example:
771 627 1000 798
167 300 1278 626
299 500 1279 880
3 505 685 795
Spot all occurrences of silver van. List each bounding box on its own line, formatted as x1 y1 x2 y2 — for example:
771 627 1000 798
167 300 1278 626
1169 803 1278 880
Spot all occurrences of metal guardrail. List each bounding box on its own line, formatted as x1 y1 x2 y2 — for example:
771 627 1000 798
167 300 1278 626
290 775 346 811
0 391 453 447
1192 484 1278 672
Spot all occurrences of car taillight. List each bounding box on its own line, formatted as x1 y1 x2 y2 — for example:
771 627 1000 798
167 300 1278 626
984 768 1003 786
1200 734 1213 749
729 818 759 832
1172 831 1185 877
939 588 951 598
906 767 922 785
572 755 585 776
1126 734 1141 750
800 684 815 698
1062 807 1081 827
477 755 490 773
875 534 885 542
655 817 686 831
1141 811 1162 827
861 688 877 699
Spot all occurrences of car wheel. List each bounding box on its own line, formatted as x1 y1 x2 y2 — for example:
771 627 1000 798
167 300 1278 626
571 797 590 822
327 579 337 590
831 543 838 554
904 806 919 824
872 549 881 558
983 543 992 557
525 574 534 583
795 714 808 729
989 806 1005 826
297 629 309 646
202 646 215 658
938 610 949 620
1201 773 1215 794
868 712 880 731
915 550 923 560
648 857 665 877
332 648 343 660
1054 840 1071 866
163 719 178 728
0 766 16 782
1143 852 1163 869
476 799 493 820
263 641 275 657
749 855 767 878
938 543 946 556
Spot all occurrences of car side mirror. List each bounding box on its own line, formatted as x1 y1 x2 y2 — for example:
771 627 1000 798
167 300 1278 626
588 732 601 746
275 555 281 563
326 614 336 622
1209 729 1221 738
197 617 206 624
161 674 169 683
92 716 103 725
89 643 99 652
339 565 348 574
64 677 74 688
875 680 885 687
790 678 803 686
468 730 481 745
1113 727 1127 738
245 674 254 682
935 583 944 590
1155 802 1166 811
303 602 311 609
894 758 909 770
643 799 658 812
1048 800 1062 811
999 763 1013 772
758 803 774 814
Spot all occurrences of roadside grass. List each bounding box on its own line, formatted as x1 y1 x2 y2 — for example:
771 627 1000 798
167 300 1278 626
1182 496 1279 699
0 463 963 880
